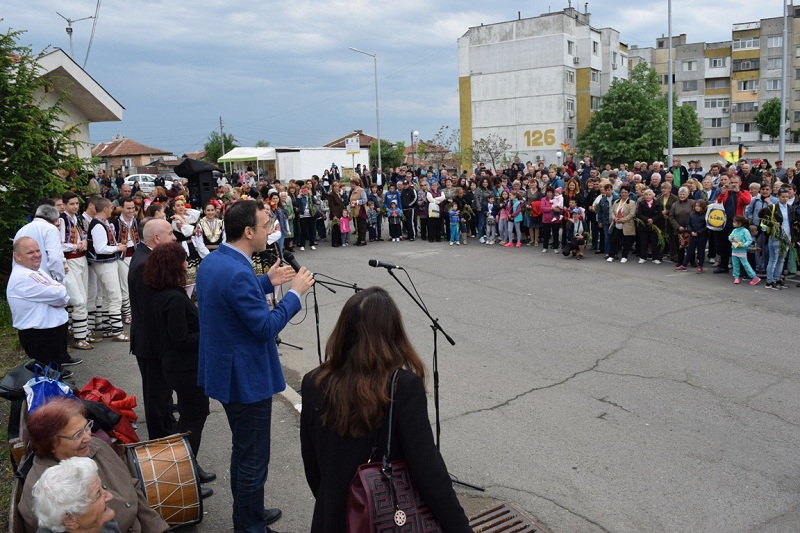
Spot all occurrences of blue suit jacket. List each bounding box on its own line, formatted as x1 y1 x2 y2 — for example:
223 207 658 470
196 244 301 404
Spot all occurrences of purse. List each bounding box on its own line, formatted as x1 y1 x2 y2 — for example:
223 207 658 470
23 362 75 413
346 369 441 533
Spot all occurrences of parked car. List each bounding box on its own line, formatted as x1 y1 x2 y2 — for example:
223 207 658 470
124 174 172 193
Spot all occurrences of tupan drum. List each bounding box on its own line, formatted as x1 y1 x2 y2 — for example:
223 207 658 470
125 434 203 527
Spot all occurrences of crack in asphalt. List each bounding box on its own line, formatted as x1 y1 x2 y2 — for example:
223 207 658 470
595 396 631 413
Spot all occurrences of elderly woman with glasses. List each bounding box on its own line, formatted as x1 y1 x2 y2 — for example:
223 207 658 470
19 398 169 533
31 456 119 533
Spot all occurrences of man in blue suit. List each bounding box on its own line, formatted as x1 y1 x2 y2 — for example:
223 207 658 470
197 200 314 533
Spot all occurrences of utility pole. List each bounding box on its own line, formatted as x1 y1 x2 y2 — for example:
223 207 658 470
56 12 94 58
779 0 790 161
667 0 673 167
219 117 226 172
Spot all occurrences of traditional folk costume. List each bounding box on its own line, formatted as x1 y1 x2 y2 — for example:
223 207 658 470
60 212 93 348
195 216 224 259
113 214 141 322
172 207 203 286
87 216 126 339
81 211 106 338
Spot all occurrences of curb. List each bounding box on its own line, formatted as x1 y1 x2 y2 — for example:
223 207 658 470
280 385 302 413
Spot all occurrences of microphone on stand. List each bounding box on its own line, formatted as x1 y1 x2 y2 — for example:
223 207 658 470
282 250 302 273
368 259 404 270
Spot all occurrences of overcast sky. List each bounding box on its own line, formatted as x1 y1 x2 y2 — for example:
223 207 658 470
4 1 790 155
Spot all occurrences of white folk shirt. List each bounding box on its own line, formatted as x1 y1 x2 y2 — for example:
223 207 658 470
6 266 69 329
13 218 65 282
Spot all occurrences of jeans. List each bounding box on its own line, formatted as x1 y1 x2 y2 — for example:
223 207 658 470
507 220 522 243
601 223 612 254
682 234 707 267
223 398 273 533
449 223 460 242
754 232 769 272
766 238 787 284
477 211 486 238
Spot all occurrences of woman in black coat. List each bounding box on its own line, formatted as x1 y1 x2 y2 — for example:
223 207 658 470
142 242 214 481
300 287 470 533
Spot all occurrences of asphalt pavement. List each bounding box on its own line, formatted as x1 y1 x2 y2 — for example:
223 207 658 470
70 235 800 532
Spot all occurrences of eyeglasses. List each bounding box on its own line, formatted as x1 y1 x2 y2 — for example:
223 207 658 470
58 419 93 441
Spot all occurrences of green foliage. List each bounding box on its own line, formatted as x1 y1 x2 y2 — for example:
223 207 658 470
0 26 87 277
472 134 512 172
672 99 703 148
369 139 405 169
577 63 666 165
203 131 239 163
255 139 271 147
755 98 787 139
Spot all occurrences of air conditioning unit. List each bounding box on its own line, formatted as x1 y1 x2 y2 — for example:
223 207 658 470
568 111 575 118
752 89 758 94
722 107 729 113
612 64 618 70
731 104 737 112
573 57 581 64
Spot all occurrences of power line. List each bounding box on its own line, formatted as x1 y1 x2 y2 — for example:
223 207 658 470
83 0 101 68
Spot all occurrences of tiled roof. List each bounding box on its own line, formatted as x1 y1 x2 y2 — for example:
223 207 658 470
324 130 376 149
92 137 172 158
182 150 206 160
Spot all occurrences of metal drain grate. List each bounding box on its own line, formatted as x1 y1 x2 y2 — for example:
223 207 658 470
468 502 550 533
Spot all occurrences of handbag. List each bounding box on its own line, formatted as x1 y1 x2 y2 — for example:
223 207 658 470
0 359 38 401
428 201 440 218
23 362 75 413
346 369 441 532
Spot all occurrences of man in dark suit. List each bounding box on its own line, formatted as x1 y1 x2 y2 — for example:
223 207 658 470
128 218 177 439
196 201 313 533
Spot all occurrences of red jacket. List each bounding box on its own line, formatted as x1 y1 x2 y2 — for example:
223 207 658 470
716 188 752 217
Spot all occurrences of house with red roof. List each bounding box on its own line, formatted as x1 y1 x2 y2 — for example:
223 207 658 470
92 135 173 177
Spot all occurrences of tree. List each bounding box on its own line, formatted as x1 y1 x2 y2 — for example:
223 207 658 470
472 134 511 172
0 27 86 277
672 100 703 148
369 140 405 169
577 62 666 165
417 126 453 169
255 139 271 147
203 131 239 164
755 98 787 139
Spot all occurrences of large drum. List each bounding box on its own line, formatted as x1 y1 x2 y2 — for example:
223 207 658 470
125 434 202 527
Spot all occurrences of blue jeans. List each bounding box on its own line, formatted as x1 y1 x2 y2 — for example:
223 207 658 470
450 223 460 242
223 398 273 533
601 223 612 254
766 238 786 284
476 211 486 238
754 232 769 272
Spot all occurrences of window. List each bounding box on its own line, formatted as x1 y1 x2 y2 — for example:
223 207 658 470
658 40 665 49
709 57 727 68
706 79 729 89
591 69 600 83
704 97 730 108
567 40 575 55
796 68 800 80
767 79 782 91
682 80 698 91
733 59 759 71
733 122 756 132
737 80 759 91
684 100 697 110
795 90 800 101
590 96 602 110
682 60 697 72
663 74 669 85
732 37 760 50
566 99 575 112
613 52 618 64
767 57 783 69
592 41 599 55
794 111 800 122
566 70 575 84
122 158 133 167
704 117 730 128
567 127 575 139
767 35 783 48
735 101 758 112
711 138 724 146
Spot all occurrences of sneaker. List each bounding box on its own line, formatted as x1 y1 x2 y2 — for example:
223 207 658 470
638 258 646 264
479 237 485 243
516 242 521 248
653 259 661 265
697 267 703 273
620 258 628 264
542 248 547 253
750 277 761 286
456 241 461 245
61 356 84 367
300 246 305 251
449 242 453 246
777 280 787 288
310 245 317 250
734 278 740 284
767 282 782 291
709 258 717 265
674 265 686 271
504 242 513 247
607 256 614 262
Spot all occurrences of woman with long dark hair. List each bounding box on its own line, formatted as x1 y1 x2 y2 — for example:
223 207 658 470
300 287 470 533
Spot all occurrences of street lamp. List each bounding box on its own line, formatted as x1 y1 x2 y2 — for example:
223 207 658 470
556 151 563 167
411 130 419 170
349 47 381 171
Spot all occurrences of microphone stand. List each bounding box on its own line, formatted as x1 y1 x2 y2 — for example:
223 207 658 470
310 274 362 364
384 268 484 492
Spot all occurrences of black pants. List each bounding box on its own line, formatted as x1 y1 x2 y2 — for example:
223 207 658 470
542 223 559 248
164 370 209 458
135 356 177 440
638 228 660 260
402 208 416 239
18 323 69 367
427 217 442 242
611 230 634 259
331 224 342 246
356 217 367 243
298 217 316 247
419 218 428 240
715 226 733 269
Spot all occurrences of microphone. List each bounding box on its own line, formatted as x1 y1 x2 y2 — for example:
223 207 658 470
283 251 302 273
368 259 403 270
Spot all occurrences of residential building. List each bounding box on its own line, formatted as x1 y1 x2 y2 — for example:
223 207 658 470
458 7 628 164
91 135 172 178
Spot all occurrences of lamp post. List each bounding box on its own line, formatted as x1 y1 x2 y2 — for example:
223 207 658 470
411 130 419 170
556 151 563 168
350 47 381 170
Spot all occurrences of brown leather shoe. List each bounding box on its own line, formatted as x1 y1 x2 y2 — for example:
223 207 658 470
72 340 94 350
112 333 129 342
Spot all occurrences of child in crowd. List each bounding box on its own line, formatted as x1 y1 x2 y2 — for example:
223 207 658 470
497 190 511 245
448 201 461 245
728 215 761 285
676 199 708 273
387 200 402 242
484 195 498 244
339 208 351 247
366 200 378 242
563 208 586 259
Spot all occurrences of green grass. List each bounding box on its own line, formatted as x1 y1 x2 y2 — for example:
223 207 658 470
0 296 26 533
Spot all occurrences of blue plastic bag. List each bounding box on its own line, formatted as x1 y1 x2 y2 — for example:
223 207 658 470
23 362 75 413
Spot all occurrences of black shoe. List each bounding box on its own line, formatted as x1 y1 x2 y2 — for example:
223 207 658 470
713 268 729 274
197 466 217 483
777 280 788 288
409 238 415 241
60 370 74 380
201 487 213 499
377 238 384 241
61 356 83 367
264 508 282 526
767 283 782 291
594 249 602 254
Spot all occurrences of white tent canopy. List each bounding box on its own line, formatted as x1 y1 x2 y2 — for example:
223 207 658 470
218 146 276 163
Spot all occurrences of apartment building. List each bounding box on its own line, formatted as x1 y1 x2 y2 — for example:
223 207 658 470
458 7 628 164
